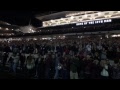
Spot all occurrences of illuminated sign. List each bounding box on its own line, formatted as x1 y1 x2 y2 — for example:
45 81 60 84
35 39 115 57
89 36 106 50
76 19 112 26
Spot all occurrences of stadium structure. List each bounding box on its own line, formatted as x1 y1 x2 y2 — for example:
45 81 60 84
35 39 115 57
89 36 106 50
35 11 120 39
1 11 120 41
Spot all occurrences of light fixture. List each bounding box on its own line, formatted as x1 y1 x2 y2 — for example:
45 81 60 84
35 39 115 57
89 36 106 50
98 12 102 16
84 14 87 17
70 16 74 19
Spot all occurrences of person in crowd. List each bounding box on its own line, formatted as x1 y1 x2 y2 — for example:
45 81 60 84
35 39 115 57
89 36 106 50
50 53 56 79
2 52 8 70
77 53 85 79
8 55 14 72
100 60 112 79
0 51 3 65
37 56 45 79
26 54 35 78
100 48 107 60
61 55 70 79
112 61 120 79
0 37 120 79
83 55 93 79
93 52 100 61
44 52 53 79
54 53 63 79
11 53 19 75
19 53 26 72
70 55 79 79
91 60 101 79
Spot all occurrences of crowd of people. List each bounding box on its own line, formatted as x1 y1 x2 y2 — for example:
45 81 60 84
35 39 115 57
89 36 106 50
0 36 120 79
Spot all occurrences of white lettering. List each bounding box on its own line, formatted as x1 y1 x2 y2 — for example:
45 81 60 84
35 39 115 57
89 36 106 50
76 19 111 26
104 20 107 23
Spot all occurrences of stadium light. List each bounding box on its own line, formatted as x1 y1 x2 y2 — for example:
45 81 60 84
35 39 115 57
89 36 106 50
84 14 87 17
98 12 102 16
70 16 74 19
6 28 9 30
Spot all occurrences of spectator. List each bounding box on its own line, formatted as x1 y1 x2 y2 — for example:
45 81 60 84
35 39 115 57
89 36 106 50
26 54 35 78
11 53 19 75
70 56 79 79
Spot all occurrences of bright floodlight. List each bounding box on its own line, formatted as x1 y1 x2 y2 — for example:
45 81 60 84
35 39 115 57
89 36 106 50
20 25 35 33
6 28 9 30
70 16 74 19
98 12 101 15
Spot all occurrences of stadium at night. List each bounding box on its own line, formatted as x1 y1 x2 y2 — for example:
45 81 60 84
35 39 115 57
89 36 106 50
0 11 120 79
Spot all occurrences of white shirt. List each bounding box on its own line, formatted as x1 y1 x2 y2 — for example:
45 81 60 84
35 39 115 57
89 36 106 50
12 55 19 63
101 65 109 77
27 59 35 69
86 44 91 52
97 45 102 50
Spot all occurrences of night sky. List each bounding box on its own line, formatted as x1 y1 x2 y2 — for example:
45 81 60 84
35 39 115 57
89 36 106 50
0 11 50 27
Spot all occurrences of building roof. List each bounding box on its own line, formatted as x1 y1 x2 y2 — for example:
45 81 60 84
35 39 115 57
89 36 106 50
36 11 79 21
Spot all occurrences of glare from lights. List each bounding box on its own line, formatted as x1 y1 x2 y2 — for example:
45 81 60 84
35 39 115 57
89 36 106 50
33 38 37 40
84 14 87 17
42 11 116 27
108 19 112 22
70 16 74 19
98 12 101 16
112 34 120 37
6 28 9 30
106 35 109 38
51 20 54 22
20 25 35 33
63 36 65 38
